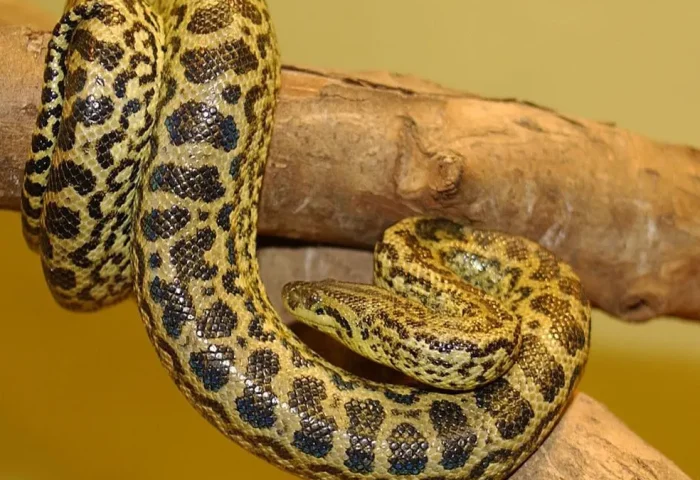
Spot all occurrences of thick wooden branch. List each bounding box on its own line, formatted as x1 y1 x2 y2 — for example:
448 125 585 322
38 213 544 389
1 25 699 322
258 245 690 480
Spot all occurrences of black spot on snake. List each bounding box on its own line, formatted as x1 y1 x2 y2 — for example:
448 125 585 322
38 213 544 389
64 67 87 98
216 203 235 231
41 87 58 104
429 400 478 470
26 156 51 175
468 449 513 480
187 0 235 34
229 154 243 179
244 85 263 124
222 84 242 104
246 300 276 342
71 29 124 71
180 40 259 84
172 4 187 29
44 265 76 291
331 373 357 391
519 334 565 402
384 389 420 405
149 163 226 202
119 99 141 129
222 269 243 295
388 423 429 475
344 399 385 473
165 101 239 152
170 228 218 281
140 206 191 241
189 345 235 392
148 253 162 269
43 66 58 83
235 348 280 429
196 300 237 339
289 376 337 458
96 130 126 169
31 134 53 153
37 105 62 129
56 115 77 151
531 294 586 356
44 202 81 239
46 160 97 196
106 158 139 193
256 33 271 58
474 378 534 440
95 3 126 25
530 249 561 281
149 277 195 338
230 0 263 24
73 95 115 126
23 178 45 198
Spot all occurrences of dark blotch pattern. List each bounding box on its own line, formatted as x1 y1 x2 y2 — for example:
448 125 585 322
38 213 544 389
429 400 478 470
169 228 218 281
246 300 276 342
149 277 195 338
189 345 234 391
196 300 237 339
519 335 565 402
388 423 429 475
165 101 239 152
531 294 587 356
216 203 234 231
235 348 280 428
44 265 77 290
71 28 124 71
384 389 420 405
73 95 114 126
288 376 337 458
149 163 226 202
141 206 191 241
46 160 97 196
181 40 258 84
222 84 242 104
187 0 234 34
474 378 534 439
44 202 81 239
344 399 385 473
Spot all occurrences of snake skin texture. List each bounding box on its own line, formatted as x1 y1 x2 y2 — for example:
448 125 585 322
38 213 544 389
20 0 591 478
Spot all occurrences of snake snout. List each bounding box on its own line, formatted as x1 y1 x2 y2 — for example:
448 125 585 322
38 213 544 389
282 281 322 311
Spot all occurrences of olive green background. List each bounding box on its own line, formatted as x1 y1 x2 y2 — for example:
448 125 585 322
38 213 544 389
2 1 699 479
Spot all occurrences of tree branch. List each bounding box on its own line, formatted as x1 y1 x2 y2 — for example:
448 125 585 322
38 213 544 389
1 25 699 322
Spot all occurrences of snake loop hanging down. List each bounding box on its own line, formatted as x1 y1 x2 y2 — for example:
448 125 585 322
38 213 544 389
20 0 591 478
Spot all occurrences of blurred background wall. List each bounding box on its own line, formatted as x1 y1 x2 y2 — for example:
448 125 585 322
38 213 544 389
1 1 698 478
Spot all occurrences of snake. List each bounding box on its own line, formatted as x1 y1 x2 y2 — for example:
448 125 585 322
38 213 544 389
19 0 591 478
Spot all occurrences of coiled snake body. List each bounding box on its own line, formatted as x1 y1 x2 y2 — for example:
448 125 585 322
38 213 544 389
21 0 591 478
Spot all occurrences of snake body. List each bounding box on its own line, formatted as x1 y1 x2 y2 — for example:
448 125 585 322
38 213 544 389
21 1 591 478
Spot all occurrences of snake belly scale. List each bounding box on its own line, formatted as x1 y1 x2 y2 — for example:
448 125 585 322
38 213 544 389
20 0 591 478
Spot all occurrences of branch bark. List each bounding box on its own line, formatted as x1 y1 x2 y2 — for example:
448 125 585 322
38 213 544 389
257 245 690 480
1 25 699 322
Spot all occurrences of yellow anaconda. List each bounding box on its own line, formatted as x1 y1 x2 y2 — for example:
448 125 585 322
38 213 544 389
20 0 591 478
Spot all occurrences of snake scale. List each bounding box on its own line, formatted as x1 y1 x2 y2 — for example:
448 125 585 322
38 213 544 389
20 0 591 478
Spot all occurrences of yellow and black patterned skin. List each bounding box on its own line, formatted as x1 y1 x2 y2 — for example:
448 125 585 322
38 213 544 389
20 1 591 478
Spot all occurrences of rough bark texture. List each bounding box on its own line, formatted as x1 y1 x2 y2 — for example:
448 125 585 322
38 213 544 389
258 245 690 480
1 25 699 324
